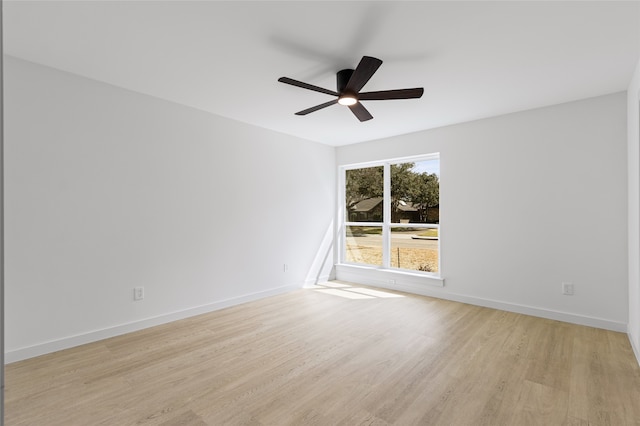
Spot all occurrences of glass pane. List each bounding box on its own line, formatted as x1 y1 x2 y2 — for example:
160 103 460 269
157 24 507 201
345 226 383 266
390 159 439 224
390 227 439 273
345 166 384 222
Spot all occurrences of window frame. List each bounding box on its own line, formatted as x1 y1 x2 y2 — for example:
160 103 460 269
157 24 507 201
339 153 440 276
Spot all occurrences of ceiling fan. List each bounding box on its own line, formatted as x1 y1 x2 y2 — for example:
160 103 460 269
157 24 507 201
278 56 424 122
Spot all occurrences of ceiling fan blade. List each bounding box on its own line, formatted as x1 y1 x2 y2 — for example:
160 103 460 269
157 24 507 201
359 88 424 100
278 77 339 97
295 99 339 115
348 102 373 122
344 56 383 93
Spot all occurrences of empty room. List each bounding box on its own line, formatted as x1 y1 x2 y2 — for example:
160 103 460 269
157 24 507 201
3 1 640 425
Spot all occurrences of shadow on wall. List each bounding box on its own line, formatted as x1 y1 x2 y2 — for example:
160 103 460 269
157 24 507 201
305 220 335 286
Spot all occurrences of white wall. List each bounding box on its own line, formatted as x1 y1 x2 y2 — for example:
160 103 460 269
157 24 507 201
337 93 628 331
4 56 335 362
4 53 632 363
629 58 640 364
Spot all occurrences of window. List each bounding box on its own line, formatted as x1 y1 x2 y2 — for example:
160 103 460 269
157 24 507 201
341 154 440 274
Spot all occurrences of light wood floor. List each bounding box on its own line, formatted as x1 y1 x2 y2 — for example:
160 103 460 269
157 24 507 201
6 281 640 425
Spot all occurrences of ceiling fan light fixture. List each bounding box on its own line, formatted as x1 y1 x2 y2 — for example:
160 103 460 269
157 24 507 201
338 95 358 106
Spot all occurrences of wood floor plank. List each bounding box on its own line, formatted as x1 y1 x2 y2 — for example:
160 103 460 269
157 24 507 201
6 281 640 425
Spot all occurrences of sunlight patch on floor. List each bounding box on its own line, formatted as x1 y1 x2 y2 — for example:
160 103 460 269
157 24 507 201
319 282 353 289
315 288 375 299
346 287 404 298
311 282 405 300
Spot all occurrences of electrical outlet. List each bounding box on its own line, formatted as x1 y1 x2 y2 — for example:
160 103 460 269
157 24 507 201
389 279 396 285
562 282 574 296
283 264 288 272
134 286 144 301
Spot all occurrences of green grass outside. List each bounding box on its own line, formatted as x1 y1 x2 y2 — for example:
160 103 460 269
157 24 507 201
347 226 438 238
416 228 439 237
346 227 383 236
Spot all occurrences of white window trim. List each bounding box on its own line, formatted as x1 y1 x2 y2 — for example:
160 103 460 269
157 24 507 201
338 153 441 278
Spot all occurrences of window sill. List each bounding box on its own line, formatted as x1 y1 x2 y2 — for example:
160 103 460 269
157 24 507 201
335 263 444 288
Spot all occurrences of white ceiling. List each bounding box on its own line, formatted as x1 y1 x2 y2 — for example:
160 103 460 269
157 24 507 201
4 1 640 146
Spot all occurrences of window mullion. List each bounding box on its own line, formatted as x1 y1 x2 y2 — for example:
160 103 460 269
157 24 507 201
382 162 391 268
338 167 346 265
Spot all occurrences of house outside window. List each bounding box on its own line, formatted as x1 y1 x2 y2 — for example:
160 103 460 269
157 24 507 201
341 154 440 274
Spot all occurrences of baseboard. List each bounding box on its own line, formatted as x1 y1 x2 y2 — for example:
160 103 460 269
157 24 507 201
629 332 640 368
335 270 627 333
5 283 301 364
8 278 630 363
431 290 627 332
